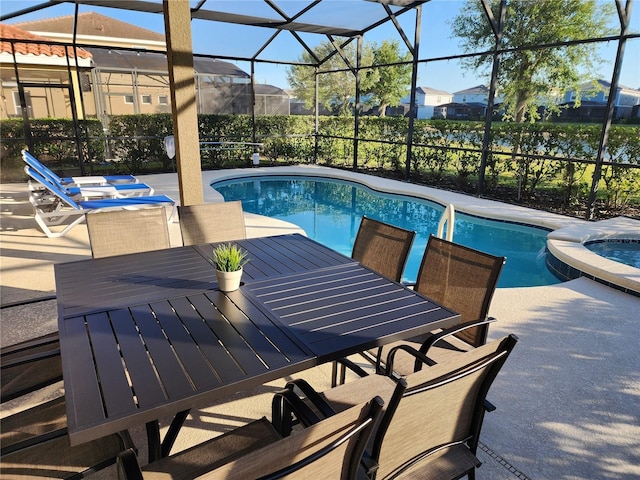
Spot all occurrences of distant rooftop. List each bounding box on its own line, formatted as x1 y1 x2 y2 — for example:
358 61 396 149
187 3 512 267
12 12 165 44
454 84 489 95
416 86 451 96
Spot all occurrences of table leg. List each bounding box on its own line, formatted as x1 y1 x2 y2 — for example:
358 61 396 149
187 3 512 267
161 409 190 458
146 421 162 463
145 409 190 462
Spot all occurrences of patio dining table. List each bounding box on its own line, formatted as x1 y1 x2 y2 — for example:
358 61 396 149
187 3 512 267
54 233 460 461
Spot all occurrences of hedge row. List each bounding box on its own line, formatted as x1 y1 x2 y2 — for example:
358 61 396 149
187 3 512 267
2 114 638 209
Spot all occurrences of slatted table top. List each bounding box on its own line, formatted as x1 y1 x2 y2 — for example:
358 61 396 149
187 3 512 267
55 234 459 446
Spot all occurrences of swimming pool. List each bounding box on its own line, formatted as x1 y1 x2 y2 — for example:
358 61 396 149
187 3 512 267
212 176 561 288
585 240 640 269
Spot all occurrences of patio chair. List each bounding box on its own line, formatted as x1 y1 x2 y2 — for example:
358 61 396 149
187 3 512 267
375 235 506 376
24 165 176 238
334 234 505 385
116 397 383 480
351 216 416 283
329 216 416 386
1 410 134 479
22 149 140 186
178 201 246 246
86 207 171 258
273 335 518 480
1 331 61 403
1 336 135 479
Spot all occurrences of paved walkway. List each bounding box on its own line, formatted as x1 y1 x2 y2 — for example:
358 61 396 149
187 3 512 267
1 170 638 479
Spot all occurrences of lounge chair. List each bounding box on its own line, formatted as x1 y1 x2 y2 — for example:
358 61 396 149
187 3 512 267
273 335 518 480
178 201 247 246
24 165 176 238
117 398 383 479
86 207 171 258
22 149 140 186
23 150 154 198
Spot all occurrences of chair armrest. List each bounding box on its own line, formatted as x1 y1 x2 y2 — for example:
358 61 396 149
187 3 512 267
1 342 63 403
1 348 61 369
284 378 337 419
385 344 436 376
418 317 497 357
117 448 144 480
272 379 338 436
332 352 375 386
0 428 68 456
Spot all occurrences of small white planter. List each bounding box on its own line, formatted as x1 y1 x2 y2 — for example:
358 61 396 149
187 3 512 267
216 267 243 292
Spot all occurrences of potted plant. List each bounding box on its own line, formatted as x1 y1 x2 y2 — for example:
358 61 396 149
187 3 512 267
212 243 249 292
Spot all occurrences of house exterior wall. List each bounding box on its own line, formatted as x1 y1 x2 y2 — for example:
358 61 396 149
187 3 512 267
0 64 88 119
453 91 488 104
562 82 640 120
401 89 453 119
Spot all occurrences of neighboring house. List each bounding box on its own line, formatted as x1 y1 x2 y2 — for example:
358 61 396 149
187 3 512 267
0 23 92 120
559 79 640 121
1 13 264 124
452 84 490 105
400 86 452 119
254 84 290 115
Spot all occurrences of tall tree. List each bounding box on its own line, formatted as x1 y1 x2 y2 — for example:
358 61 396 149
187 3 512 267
365 40 413 117
287 40 375 116
451 0 615 123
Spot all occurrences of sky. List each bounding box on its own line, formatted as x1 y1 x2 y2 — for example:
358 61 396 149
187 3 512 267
1 0 638 94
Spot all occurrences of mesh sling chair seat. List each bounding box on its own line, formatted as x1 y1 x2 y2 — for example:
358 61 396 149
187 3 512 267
1 420 135 480
351 216 416 283
86 207 172 259
116 398 383 480
1 337 135 479
273 335 518 480
1 331 62 403
178 201 247 246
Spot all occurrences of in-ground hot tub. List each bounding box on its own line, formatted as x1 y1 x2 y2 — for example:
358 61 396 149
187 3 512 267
546 216 640 297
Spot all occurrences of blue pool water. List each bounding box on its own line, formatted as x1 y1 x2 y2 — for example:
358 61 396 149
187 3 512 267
586 241 640 269
212 176 561 288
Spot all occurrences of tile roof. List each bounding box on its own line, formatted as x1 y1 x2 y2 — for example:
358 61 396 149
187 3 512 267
0 23 91 59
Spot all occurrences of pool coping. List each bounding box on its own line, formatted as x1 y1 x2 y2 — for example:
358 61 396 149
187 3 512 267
200 165 640 295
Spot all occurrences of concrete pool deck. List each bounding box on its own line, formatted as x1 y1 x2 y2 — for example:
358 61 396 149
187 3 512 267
1 167 639 479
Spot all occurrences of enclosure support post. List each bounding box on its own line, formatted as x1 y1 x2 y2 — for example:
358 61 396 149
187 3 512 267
478 0 505 195
586 0 631 220
314 66 319 164
404 5 421 181
251 60 258 155
163 0 203 206
353 36 362 171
